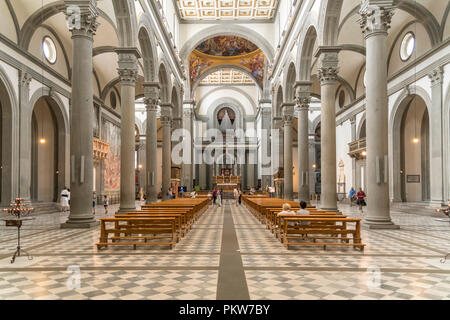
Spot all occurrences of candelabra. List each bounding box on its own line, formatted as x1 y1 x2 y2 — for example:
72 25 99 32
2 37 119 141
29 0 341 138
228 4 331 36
2 198 35 263
436 203 450 264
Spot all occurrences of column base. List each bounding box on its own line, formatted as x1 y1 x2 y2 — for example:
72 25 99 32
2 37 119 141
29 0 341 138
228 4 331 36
117 206 136 214
61 219 99 229
320 208 343 215
363 219 400 229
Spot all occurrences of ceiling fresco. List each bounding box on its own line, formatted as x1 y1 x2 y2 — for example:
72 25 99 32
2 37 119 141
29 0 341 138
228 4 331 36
189 38 266 89
195 36 259 57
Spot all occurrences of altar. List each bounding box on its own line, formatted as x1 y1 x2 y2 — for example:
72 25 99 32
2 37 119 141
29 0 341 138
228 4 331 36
213 176 241 197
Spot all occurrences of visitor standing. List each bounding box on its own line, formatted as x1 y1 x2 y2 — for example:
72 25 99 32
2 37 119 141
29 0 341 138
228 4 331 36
213 189 218 204
238 190 242 205
233 188 239 206
60 187 69 213
349 187 356 207
217 192 222 207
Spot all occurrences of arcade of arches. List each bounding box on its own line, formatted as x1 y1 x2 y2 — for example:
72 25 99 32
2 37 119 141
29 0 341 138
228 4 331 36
0 0 449 301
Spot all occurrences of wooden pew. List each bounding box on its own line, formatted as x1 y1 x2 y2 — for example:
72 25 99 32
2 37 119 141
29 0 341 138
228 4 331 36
281 217 365 251
96 217 178 250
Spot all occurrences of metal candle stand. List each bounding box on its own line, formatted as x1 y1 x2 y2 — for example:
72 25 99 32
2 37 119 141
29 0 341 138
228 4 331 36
436 204 450 264
2 198 35 264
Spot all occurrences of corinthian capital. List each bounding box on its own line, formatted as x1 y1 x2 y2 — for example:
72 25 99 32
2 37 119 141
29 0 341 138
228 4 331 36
116 48 140 86
294 81 312 110
65 0 99 38
359 0 395 36
315 47 340 85
428 66 443 87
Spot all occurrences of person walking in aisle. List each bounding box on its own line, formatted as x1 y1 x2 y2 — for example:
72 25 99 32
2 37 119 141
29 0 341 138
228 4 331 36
356 187 366 212
92 192 97 214
349 187 356 207
103 195 109 214
233 188 239 206
60 187 70 213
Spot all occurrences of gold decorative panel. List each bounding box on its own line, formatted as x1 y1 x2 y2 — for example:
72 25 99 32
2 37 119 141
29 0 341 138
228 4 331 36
201 69 254 84
177 0 278 20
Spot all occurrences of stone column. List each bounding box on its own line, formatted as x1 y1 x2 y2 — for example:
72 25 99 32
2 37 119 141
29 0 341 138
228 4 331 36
62 0 98 228
295 81 312 203
428 67 448 208
182 100 195 191
315 46 340 211
260 103 272 189
282 103 294 200
116 48 140 212
350 116 357 189
18 71 32 203
360 1 398 228
161 104 172 199
143 82 159 203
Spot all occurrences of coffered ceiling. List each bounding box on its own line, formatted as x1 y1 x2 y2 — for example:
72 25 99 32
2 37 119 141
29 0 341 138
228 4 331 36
176 0 279 21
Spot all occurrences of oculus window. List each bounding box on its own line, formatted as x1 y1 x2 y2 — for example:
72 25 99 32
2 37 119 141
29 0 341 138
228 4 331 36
42 36 57 64
400 32 415 61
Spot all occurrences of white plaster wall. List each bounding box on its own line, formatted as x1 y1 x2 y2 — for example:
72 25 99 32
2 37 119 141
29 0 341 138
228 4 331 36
196 86 257 116
0 61 19 101
403 99 427 202
336 120 353 194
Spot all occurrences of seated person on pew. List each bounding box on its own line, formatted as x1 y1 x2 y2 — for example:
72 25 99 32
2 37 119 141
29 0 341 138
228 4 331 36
277 203 296 227
296 201 310 226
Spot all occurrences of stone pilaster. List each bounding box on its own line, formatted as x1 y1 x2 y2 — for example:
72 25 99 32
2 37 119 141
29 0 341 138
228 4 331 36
350 116 357 189
182 101 195 191
428 67 447 208
143 82 159 203
282 103 295 200
360 0 398 228
62 0 98 228
315 46 340 211
18 71 32 203
260 103 272 189
116 47 140 212
295 81 312 203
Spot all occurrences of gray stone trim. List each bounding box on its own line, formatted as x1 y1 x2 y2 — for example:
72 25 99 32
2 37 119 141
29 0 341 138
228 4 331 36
0 44 71 99
40 24 72 80
145 1 185 81
0 34 71 92
5 0 20 44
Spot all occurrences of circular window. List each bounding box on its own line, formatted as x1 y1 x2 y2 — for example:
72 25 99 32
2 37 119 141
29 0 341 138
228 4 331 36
42 36 57 64
363 71 367 88
338 90 345 108
400 32 415 61
110 91 117 109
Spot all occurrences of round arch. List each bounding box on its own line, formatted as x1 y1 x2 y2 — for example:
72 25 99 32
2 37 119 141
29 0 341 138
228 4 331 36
297 21 319 81
137 21 158 82
29 91 68 202
196 86 257 116
157 62 171 103
390 86 432 202
283 62 297 103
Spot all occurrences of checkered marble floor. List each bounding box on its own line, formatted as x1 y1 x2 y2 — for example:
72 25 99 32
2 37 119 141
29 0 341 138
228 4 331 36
0 200 449 300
